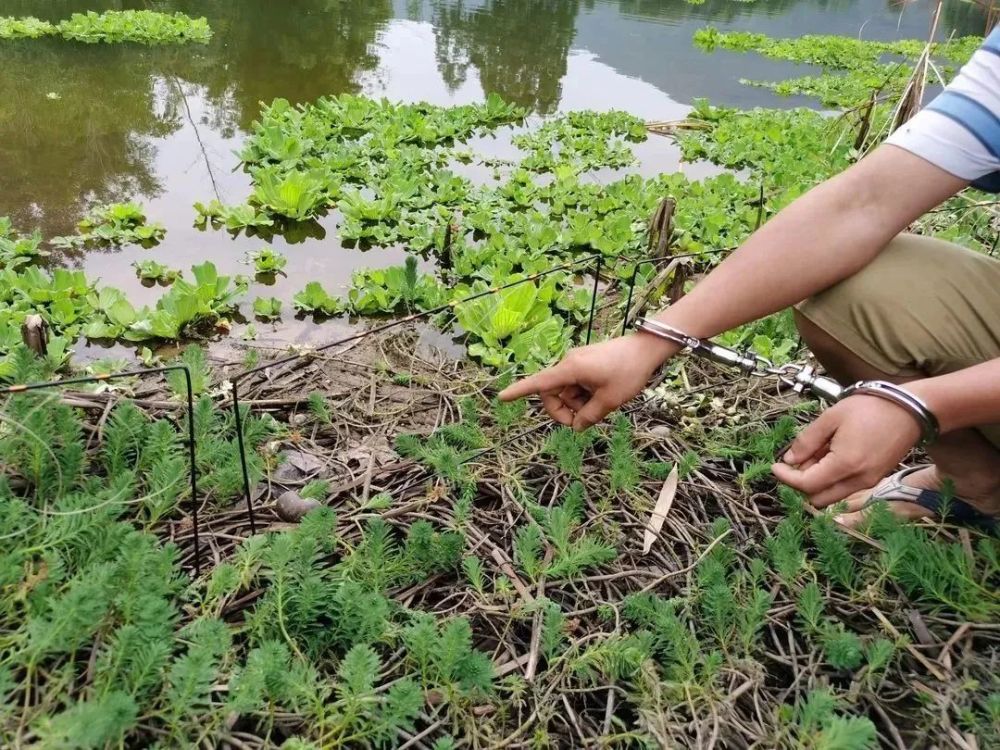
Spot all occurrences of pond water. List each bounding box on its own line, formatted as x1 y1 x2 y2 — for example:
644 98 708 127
0 0 988 355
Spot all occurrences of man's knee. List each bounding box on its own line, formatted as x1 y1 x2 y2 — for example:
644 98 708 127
795 233 1000 378
794 235 940 378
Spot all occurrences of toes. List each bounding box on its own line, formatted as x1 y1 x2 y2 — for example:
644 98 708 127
890 501 936 523
836 483 882 515
840 491 873 514
835 500 934 529
833 509 867 530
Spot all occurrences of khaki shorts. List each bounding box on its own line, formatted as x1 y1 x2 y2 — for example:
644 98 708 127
796 233 1000 447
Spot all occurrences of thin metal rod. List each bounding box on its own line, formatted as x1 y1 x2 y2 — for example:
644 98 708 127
231 379 257 534
586 255 602 344
621 262 641 337
2 365 202 575
182 367 202 576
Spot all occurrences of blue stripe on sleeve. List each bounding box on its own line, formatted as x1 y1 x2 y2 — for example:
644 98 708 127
927 90 1000 159
983 27 1000 57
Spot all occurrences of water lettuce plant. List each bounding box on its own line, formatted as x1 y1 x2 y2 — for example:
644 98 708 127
694 26 982 108
1 11 211 45
80 262 247 342
51 201 165 249
195 200 275 232
133 260 181 285
0 217 47 268
293 282 344 317
245 246 288 276
57 10 212 45
347 257 447 314
252 296 282 321
0 16 54 39
512 109 647 172
453 278 571 372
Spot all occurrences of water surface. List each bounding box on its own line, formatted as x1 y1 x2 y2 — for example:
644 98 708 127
0 0 986 353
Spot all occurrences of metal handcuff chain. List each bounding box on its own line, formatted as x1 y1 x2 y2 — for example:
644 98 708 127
634 317 940 447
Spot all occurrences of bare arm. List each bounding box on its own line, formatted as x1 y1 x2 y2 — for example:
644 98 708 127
653 144 968 338
501 144 970 431
910 358 1000 434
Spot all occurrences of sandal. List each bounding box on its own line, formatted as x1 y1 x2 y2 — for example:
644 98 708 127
862 466 998 534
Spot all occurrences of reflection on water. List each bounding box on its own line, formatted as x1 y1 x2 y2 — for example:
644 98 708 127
0 0 988 351
427 0 582 114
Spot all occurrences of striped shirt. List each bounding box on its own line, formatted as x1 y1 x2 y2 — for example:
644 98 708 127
887 28 1000 192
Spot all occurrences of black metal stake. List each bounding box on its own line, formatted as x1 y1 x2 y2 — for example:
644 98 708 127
586 255 603 345
621 261 642 337
181 367 202 576
231 378 257 535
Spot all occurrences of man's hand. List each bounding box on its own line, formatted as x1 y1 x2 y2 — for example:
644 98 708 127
498 334 679 431
771 395 922 507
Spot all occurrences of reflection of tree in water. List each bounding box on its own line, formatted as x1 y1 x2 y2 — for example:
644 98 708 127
0 40 177 236
430 0 582 114
613 0 987 35
612 0 840 25
171 0 392 134
0 0 393 235
937 0 994 37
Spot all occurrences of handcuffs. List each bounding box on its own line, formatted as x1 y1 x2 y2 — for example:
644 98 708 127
634 317 940 447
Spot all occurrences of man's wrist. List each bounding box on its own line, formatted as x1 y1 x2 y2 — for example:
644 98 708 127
630 328 682 367
902 378 956 434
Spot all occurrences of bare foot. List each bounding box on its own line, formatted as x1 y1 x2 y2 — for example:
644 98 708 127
834 465 1000 530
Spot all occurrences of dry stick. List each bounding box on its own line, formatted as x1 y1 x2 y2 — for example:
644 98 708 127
358 446 377 508
525 549 554 682
870 700 908 750
560 693 587 747
637 528 732 594
397 719 445 750
624 258 681 329
937 622 972 671
486 544 533 602
495 652 532 677
906 609 936 646
871 607 950 682
602 687 616 736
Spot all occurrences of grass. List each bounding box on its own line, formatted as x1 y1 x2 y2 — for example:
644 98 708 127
2 20 999 749
0 333 997 748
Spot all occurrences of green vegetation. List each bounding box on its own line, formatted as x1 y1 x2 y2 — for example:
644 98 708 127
210 92 765 369
348 256 446 315
1 6 999 746
245 246 288 276
0 16 53 40
133 260 181 286
0 217 46 268
694 26 980 108
0 11 212 45
0 329 998 746
293 282 345 317
252 296 282 322
51 202 165 249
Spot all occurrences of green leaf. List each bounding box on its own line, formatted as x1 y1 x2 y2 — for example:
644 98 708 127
252 297 282 321
337 644 380 700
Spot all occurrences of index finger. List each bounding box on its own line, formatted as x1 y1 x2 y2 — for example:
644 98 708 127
498 361 574 401
771 451 855 496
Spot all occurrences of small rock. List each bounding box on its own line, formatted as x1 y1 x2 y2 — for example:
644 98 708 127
275 490 322 522
648 425 672 439
273 449 325 482
289 413 309 428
